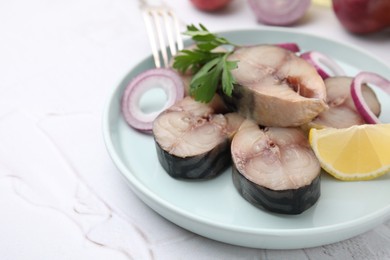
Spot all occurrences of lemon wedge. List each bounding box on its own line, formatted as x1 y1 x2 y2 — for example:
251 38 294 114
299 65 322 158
309 124 390 181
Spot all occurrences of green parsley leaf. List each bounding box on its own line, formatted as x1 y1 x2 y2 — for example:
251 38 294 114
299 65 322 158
221 54 238 97
173 49 220 74
190 57 223 103
173 24 238 103
190 53 238 103
183 24 233 52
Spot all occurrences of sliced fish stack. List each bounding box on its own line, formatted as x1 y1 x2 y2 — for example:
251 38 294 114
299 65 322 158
153 44 333 214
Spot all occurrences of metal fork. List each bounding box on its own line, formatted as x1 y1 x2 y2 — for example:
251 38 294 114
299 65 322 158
139 0 184 68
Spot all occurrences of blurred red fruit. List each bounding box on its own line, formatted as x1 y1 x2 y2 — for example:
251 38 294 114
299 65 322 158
332 0 390 34
190 0 232 12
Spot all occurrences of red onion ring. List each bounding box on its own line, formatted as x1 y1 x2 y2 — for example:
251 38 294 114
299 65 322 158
121 68 184 133
275 42 300 53
351 72 390 124
248 0 311 26
300 51 345 79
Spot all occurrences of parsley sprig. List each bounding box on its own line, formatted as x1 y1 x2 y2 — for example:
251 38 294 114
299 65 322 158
173 24 238 103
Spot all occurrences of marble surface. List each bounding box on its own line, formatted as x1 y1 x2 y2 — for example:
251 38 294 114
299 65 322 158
1 0 390 259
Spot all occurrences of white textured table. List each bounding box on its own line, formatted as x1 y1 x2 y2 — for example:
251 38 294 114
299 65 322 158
1 0 390 259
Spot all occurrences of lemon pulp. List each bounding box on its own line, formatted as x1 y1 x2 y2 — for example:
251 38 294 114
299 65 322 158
309 124 390 180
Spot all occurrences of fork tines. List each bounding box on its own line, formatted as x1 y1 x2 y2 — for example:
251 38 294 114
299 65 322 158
141 5 183 68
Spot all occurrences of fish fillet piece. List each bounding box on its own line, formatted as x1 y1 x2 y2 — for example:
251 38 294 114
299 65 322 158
307 76 381 129
226 45 327 127
231 119 321 214
153 96 244 179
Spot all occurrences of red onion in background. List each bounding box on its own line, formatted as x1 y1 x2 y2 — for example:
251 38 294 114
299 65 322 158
248 0 311 26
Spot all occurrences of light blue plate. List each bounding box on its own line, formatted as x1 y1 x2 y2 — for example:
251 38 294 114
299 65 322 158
103 28 390 249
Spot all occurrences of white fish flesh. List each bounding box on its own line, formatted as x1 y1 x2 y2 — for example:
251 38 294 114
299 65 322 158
226 45 327 127
308 76 381 129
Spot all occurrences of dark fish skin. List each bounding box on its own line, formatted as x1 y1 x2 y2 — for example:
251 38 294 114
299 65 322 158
232 165 321 215
155 138 231 180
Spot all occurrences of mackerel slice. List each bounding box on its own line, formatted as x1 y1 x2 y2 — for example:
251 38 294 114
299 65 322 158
307 76 381 129
226 45 327 127
231 120 321 214
153 96 244 180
